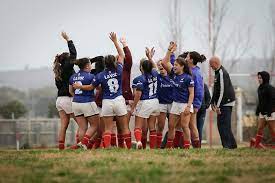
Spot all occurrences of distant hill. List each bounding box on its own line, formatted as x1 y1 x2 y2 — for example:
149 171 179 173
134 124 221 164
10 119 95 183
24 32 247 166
0 64 142 91
0 67 55 91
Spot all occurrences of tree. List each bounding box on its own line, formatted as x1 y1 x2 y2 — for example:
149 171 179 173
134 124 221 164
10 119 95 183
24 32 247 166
262 0 275 85
0 100 27 119
200 0 252 71
160 0 185 55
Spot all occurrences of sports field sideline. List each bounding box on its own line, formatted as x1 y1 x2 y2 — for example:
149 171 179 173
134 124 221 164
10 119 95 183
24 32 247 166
0 148 274 183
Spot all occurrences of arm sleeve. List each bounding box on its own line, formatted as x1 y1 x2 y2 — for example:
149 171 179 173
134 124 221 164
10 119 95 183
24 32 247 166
216 70 224 107
123 46 132 71
170 53 176 66
204 84 211 108
68 40 77 59
92 74 100 87
117 63 123 75
266 86 273 117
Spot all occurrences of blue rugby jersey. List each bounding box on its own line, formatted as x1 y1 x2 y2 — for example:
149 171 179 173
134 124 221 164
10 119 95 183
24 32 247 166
69 71 95 103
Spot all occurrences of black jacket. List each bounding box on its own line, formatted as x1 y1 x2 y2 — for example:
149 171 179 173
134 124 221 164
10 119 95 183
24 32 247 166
199 83 211 111
211 66 235 107
55 40 77 97
256 71 275 116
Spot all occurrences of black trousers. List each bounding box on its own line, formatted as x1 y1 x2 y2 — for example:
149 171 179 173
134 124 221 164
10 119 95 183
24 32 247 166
217 106 237 149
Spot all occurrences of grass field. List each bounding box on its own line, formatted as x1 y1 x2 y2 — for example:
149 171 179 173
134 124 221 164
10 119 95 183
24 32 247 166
0 148 274 183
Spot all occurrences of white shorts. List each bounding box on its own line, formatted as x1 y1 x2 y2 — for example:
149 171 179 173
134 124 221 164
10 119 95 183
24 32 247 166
126 100 133 112
72 102 99 117
98 107 103 118
101 96 127 117
259 112 275 121
56 97 73 114
159 103 172 113
135 98 160 119
170 102 194 115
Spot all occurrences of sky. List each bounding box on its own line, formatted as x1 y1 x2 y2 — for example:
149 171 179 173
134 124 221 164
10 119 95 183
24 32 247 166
0 0 272 71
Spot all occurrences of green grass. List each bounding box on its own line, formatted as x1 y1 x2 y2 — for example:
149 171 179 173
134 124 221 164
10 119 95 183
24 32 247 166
0 148 274 183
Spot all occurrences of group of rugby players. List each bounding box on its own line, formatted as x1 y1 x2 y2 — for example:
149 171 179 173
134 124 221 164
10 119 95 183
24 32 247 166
54 31 275 150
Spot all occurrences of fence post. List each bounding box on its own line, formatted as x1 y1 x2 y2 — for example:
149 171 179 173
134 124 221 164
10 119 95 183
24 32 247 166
27 118 32 148
236 87 243 143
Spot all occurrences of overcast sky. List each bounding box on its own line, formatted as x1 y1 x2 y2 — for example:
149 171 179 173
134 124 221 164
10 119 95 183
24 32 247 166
0 0 271 71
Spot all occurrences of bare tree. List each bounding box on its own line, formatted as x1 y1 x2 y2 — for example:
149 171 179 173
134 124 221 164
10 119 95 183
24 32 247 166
207 0 252 71
265 1 275 79
160 0 185 55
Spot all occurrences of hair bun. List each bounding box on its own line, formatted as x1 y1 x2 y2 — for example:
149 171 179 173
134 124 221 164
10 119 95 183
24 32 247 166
200 54 206 62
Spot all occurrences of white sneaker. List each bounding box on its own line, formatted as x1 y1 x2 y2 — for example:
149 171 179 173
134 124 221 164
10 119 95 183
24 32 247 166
136 141 143 149
78 142 87 150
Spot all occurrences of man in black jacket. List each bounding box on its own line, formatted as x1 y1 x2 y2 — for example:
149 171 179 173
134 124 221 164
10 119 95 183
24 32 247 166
209 56 237 149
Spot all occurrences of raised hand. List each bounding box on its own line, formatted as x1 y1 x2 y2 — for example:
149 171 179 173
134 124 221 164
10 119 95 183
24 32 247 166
145 47 155 60
109 32 118 43
168 41 177 52
61 31 69 41
119 37 126 44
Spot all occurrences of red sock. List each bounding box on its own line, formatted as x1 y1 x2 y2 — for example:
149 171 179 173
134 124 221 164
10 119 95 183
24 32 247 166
58 140 65 150
76 134 80 144
141 137 147 149
156 132 163 149
174 131 183 148
87 139 95 149
81 134 91 146
193 139 201 148
134 128 142 142
271 132 275 143
94 137 101 149
149 130 157 149
111 133 117 147
166 138 174 148
124 133 132 149
255 132 263 147
183 140 190 149
100 139 104 148
103 132 111 148
117 134 124 148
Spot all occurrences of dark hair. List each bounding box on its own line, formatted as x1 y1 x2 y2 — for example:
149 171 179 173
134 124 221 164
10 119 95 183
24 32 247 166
258 71 270 85
189 51 206 65
175 57 192 76
141 60 153 74
104 55 117 70
53 52 70 81
74 58 90 70
178 52 189 59
91 56 105 74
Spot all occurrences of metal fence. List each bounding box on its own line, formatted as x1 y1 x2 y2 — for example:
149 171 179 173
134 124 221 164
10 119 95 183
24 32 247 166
0 118 78 149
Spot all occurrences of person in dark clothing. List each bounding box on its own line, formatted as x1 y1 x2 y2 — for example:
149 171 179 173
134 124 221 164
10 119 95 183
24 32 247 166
251 71 275 148
53 32 77 150
197 83 211 143
209 56 237 149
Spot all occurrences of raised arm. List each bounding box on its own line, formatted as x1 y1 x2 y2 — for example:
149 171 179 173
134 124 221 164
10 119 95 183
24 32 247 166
61 31 77 59
161 42 177 74
109 32 125 64
120 37 132 71
145 47 157 69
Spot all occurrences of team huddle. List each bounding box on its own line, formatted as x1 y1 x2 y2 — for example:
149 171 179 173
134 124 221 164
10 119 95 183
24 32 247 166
53 31 207 150
53 31 275 150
